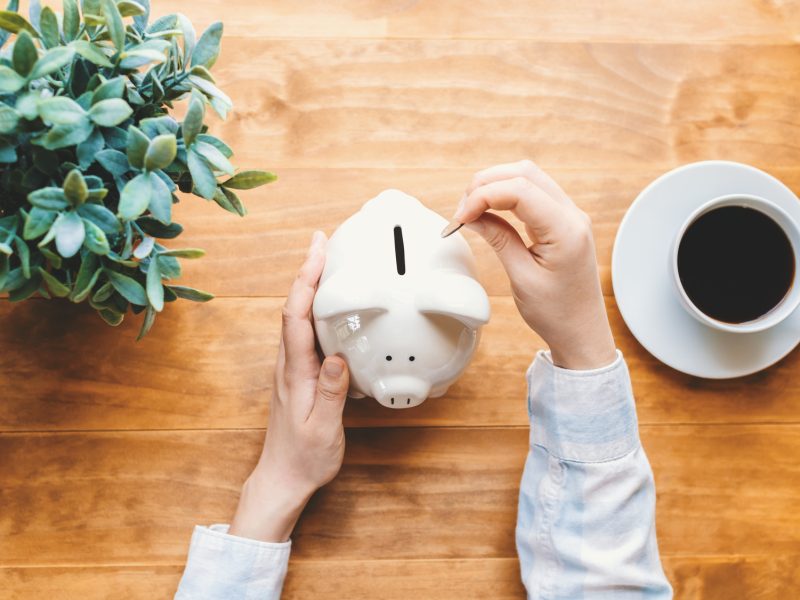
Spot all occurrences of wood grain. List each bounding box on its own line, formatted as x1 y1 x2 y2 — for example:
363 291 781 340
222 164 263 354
3 554 799 599
3 1 799 597
3 297 800 432
1 427 799 566
1 565 184 600
150 1 800 44
282 558 528 599
666 554 800 600
5 166 799 300
167 168 800 298
201 39 800 171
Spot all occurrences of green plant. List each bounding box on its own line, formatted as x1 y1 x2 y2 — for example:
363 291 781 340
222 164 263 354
0 0 275 338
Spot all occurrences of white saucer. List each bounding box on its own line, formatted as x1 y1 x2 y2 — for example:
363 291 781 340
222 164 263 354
612 161 800 379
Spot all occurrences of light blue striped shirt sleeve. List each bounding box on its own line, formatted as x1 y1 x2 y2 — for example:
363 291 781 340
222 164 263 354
517 349 673 599
175 524 290 599
175 350 672 599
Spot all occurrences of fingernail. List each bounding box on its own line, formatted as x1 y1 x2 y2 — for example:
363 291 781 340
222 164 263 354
440 220 464 238
323 359 344 378
453 193 467 220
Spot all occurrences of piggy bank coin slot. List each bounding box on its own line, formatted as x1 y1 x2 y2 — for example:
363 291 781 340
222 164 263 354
393 225 406 275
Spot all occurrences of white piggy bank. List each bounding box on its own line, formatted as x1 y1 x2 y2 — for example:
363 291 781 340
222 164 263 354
312 189 491 409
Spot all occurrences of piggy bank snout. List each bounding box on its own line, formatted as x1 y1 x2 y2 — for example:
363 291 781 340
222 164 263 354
371 376 431 409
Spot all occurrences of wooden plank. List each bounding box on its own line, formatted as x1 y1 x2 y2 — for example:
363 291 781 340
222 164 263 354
0 297 529 431
198 39 800 171
665 555 800 600
168 167 800 298
0 565 183 600
0 298 276 431
148 1 800 44
170 166 644 299
0 559 523 600
2 554 798 599
5 167 800 300
1 426 798 566
3 296 800 432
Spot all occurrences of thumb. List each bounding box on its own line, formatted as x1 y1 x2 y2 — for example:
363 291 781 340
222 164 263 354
465 212 536 283
312 356 349 420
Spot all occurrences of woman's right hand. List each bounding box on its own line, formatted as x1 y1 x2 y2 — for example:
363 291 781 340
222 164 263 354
446 160 617 370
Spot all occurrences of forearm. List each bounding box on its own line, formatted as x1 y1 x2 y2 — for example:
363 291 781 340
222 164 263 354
174 471 307 600
516 350 672 599
546 259 617 372
229 468 312 542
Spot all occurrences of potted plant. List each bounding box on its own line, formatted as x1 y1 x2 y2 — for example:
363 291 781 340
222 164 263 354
0 0 274 338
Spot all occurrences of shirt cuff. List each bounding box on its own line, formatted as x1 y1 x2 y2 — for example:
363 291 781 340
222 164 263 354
175 524 291 600
526 349 640 463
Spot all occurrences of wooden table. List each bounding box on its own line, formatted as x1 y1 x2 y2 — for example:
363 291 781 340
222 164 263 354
2 2 800 598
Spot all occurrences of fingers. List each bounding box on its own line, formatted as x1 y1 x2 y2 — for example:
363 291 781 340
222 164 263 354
465 159 571 205
282 231 327 370
311 356 349 421
464 213 537 283
455 177 565 242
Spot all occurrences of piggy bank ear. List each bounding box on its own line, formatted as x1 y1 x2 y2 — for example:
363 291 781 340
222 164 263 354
313 272 388 321
415 274 490 329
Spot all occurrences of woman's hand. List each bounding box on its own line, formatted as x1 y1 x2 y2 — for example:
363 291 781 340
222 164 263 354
229 231 350 542
447 160 616 370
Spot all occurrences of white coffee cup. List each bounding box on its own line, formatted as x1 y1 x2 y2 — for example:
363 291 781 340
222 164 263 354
670 193 800 333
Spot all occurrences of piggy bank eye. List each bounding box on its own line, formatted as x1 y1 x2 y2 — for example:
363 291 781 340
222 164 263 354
409 356 415 361
386 355 392 361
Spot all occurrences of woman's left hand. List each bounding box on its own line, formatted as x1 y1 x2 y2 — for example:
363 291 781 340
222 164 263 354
229 231 350 542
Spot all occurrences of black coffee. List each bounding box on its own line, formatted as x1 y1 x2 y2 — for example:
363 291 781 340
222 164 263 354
677 206 794 323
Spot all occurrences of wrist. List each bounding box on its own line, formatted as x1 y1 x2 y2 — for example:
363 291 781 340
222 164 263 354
549 341 617 371
547 315 616 371
229 468 313 543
